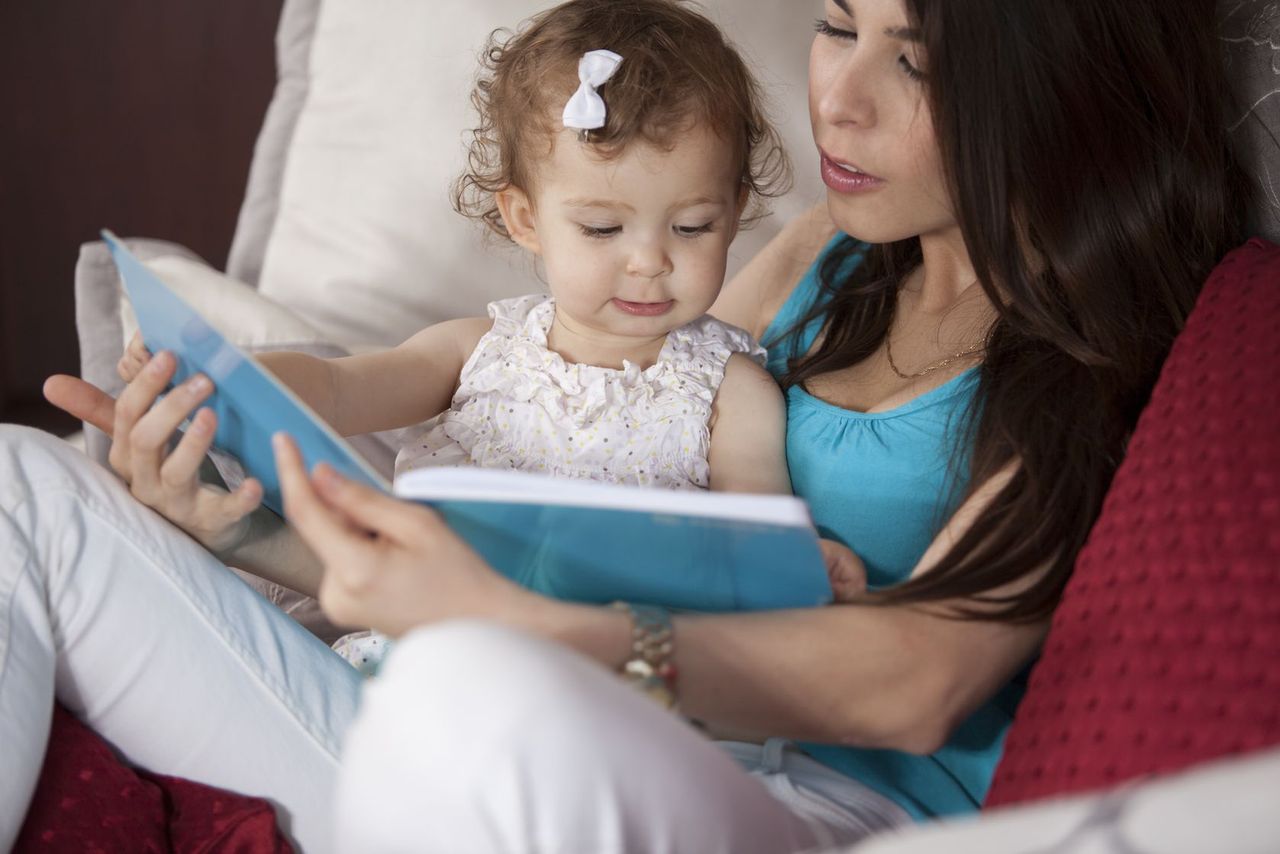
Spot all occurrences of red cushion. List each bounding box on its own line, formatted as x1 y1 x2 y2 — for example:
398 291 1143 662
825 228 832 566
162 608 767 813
16 704 293 853
987 238 1280 806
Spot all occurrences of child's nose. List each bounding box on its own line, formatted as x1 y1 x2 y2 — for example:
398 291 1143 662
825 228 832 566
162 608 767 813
626 243 672 279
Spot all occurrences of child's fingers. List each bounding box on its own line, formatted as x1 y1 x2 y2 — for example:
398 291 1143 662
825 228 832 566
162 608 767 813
127 331 151 360
117 333 153 382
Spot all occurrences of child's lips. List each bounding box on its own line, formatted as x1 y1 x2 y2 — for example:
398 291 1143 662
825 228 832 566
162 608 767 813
613 298 674 317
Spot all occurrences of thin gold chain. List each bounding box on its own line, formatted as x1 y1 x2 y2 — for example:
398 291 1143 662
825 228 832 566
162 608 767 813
885 333 985 380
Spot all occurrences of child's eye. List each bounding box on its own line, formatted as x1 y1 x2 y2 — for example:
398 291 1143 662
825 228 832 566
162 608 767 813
813 19 856 41
675 223 714 238
579 225 621 239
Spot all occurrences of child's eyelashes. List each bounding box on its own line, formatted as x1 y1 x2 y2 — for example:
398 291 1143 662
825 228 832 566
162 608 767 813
579 225 622 239
576 223 716 239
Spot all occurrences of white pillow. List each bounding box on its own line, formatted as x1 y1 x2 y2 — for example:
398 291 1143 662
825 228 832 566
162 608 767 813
249 0 826 350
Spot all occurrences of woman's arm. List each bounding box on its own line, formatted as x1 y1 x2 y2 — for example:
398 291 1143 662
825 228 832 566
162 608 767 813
255 316 492 437
711 203 837 339
278 437 1045 756
547 467 1044 754
706 354 790 494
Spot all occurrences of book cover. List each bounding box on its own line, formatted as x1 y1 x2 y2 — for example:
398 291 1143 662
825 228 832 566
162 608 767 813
104 230 833 611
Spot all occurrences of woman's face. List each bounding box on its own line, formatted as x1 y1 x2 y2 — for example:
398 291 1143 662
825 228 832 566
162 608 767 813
809 0 955 244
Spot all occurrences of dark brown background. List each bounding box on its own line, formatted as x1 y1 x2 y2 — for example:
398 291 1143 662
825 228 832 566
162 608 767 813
0 1 284 435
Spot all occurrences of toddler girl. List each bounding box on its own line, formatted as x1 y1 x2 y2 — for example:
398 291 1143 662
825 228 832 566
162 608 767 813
119 0 863 667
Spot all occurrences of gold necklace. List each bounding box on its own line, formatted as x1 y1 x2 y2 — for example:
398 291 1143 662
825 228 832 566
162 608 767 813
885 333 985 380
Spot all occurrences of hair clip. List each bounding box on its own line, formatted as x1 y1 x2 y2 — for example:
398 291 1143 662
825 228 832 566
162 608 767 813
563 49 624 133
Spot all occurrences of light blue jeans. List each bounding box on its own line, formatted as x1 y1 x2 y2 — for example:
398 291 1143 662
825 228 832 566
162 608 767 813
0 425 361 852
0 425 907 853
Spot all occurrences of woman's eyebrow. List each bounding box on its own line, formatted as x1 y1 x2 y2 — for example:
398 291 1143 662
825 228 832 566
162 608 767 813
829 1 922 42
885 26 922 42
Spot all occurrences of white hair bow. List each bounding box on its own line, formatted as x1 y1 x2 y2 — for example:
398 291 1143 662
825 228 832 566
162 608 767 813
562 49 624 131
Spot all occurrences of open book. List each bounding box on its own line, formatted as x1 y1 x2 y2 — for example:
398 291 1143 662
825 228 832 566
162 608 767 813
104 230 833 612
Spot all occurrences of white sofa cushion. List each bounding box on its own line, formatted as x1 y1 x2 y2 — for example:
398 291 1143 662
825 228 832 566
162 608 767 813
234 0 826 350
847 747 1280 854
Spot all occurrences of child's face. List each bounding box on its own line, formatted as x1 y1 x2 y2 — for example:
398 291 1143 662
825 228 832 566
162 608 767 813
500 122 744 343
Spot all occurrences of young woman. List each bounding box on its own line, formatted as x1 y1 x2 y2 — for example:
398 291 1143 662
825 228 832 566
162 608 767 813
5 0 1246 851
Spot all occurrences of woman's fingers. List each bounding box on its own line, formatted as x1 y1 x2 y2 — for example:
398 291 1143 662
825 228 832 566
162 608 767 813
157 407 217 493
225 477 265 519
310 463 437 545
274 433 369 557
110 352 174 477
43 375 117 435
127 372 213 499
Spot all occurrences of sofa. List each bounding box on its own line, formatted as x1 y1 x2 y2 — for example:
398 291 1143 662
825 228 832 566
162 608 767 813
20 0 1280 850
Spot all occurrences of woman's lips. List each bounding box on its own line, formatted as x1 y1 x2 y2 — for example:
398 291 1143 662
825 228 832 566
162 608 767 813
613 298 674 316
820 153 886 194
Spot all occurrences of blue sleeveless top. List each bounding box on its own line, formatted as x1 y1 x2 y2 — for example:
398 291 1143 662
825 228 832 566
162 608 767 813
762 236 1024 819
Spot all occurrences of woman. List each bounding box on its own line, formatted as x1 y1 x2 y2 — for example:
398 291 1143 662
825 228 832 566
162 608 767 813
1 0 1246 851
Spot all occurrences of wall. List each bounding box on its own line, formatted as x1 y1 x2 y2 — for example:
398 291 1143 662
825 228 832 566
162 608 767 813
0 1 283 434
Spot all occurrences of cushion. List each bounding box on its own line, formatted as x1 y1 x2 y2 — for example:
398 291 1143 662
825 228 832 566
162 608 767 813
1221 0 1280 243
16 703 292 853
848 747 1280 854
231 0 827 349
986 238 1280 806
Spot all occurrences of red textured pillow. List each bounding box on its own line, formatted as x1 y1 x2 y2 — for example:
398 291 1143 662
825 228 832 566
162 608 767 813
987 239 1280 806
16 704 293 853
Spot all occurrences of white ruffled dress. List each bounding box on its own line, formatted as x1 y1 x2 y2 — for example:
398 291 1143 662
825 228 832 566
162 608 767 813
335 295 765 676
394 294 766 489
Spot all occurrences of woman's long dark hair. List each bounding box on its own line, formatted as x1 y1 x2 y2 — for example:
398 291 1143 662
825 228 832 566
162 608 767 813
781 0 1250 622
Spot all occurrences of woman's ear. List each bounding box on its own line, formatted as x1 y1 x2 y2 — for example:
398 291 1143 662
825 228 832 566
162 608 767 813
496 187 542 255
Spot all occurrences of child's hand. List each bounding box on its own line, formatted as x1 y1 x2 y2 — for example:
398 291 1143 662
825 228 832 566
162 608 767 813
117 331 152 383
819 538 867 603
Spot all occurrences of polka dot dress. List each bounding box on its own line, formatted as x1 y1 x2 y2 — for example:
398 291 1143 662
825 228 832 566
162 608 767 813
338 295 766 675
394 294 766 488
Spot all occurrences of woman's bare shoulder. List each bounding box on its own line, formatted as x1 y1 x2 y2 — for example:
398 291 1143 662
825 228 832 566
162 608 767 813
711 203 839 340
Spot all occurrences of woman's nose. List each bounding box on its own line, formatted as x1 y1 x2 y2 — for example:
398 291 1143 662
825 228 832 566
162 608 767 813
816 52 877 129
626 242 673 278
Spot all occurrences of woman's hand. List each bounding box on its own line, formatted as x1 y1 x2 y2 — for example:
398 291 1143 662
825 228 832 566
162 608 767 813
273 432 539 637
819 538 867 603
43 351 262 553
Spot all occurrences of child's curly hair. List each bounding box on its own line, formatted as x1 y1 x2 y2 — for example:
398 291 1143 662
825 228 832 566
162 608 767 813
454 0 792 241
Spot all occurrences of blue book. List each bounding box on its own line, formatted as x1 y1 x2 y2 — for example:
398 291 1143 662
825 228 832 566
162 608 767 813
104 230 833 612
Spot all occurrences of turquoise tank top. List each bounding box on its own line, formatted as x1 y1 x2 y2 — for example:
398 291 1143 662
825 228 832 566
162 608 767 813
762 236 1024 819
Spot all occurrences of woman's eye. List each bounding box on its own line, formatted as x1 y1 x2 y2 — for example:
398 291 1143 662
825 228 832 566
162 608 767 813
813 19 856 41
579 225 621 239
899 55 924 82
675 223 714 238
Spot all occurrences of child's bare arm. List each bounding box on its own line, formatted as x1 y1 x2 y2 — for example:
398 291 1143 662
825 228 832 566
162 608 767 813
707 353 791 494
258 317 492 436
119 318 490 437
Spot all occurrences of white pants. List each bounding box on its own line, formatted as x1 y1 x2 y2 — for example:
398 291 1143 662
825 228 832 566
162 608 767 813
0 425 362 853
0 425 908 853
